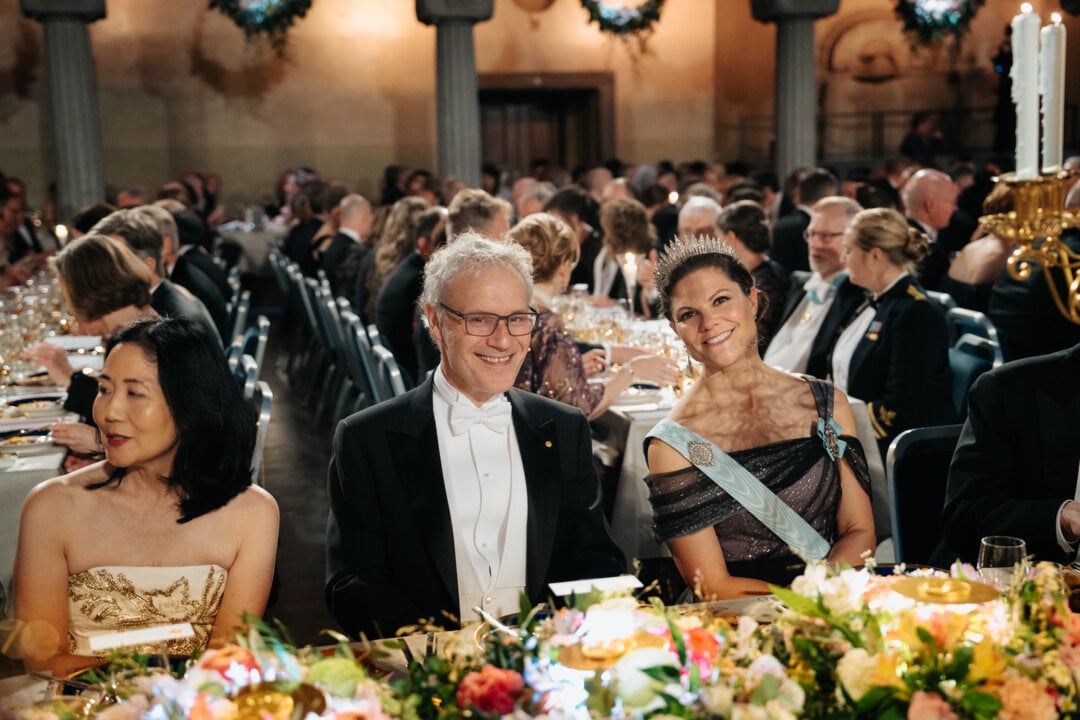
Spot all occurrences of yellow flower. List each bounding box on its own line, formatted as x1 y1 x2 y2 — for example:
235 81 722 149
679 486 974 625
968 642 1007 683
869 651 907 694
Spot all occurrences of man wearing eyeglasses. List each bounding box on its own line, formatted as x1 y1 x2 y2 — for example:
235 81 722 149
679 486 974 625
763 196 865 377
326 232 626 639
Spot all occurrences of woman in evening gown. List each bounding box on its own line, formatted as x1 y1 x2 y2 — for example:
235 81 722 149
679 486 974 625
644 235 875 599
509 213 677 419
13 318 278 676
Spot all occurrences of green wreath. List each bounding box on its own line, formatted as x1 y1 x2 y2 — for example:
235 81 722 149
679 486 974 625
580 0 665 36
210 0 312 48
895 0 984 45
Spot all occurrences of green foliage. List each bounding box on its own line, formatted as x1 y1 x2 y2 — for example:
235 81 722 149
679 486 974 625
209 0 312 50
579 1 665 37
895 0 985 46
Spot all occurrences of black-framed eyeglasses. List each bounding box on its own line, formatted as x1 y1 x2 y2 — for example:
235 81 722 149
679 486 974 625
438 302 539 337
804 230 845 242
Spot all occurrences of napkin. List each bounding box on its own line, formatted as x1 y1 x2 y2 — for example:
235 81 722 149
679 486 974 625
9 450 66 472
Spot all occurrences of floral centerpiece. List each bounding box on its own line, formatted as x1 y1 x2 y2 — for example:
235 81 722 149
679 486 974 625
13 561 1080 720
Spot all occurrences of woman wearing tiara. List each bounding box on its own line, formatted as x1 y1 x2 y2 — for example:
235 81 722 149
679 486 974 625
829 208 956 459
644 235 875 599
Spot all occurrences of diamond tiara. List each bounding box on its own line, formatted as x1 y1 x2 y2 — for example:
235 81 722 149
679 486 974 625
653 234 742 299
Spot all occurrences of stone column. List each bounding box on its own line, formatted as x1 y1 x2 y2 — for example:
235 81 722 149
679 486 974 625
751 0 839 181
21 0 106 223
417 0 493 189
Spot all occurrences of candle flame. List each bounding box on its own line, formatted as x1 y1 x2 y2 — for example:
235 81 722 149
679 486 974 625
1021 2 1033 12
1052 12 1062 23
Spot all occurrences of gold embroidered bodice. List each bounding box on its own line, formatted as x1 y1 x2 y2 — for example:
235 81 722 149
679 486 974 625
67 564 227 656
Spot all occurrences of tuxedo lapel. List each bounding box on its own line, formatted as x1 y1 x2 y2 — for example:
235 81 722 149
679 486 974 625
1035 347 1080 489
392 380 458 603
508 390 562 598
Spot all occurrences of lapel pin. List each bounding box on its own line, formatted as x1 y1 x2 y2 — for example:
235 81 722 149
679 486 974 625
544 440 553 448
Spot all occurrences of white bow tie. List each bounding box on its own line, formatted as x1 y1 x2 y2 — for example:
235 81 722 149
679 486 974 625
449 401 512 435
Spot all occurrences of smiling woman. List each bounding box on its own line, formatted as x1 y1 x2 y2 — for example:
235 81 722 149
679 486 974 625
642 235 875 601
11 318 279 676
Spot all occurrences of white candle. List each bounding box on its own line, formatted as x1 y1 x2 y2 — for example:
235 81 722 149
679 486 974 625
1012 4 1041 179
622 251 637 286
1041 14 1067 172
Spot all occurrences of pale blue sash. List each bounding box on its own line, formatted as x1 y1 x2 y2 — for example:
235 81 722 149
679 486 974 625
646 419 831 562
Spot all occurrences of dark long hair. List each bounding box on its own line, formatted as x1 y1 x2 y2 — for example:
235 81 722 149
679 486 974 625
90 317 256 523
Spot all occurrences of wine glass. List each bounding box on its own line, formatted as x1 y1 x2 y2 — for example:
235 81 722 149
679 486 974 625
977 535 1027 587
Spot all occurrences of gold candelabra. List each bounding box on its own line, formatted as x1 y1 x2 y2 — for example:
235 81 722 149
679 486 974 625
979 171 1080 325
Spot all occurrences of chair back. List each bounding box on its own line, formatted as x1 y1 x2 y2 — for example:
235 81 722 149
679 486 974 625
250 380 273 484
237 315 270 375
371 345 407 400
886 424 964 565
946 307 1001 346
228 290 251 342
366 323 384 349
926 290 957 314
338 310 378 410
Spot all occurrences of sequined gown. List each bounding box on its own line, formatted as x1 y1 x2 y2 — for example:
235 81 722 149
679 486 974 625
515 310 603 416
67 564 227 656
644 379 871 587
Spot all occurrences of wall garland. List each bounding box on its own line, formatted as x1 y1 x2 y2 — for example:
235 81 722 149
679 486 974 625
895 0 985 45
209 0 312 50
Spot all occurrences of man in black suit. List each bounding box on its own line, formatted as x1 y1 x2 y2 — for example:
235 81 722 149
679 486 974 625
140 204 230 342
326 233 627 639
376 206 445 385
940 344 1080 563
92 209 222 345
771 168 839 275
763 196 864 377
902 169 967 292
545 186 601 292
318 193 373 297
172 209 231 299
988 230 1080 362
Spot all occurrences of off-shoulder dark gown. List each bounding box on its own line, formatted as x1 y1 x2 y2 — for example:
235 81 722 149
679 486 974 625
644 379 872 588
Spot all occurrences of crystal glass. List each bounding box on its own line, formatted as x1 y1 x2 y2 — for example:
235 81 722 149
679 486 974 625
977 535 1027 587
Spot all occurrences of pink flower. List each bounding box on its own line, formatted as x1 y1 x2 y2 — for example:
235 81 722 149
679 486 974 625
907 691 958 720
456 665 525 716
997 677 1058 720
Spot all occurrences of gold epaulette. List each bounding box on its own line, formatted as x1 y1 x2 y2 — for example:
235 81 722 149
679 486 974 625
907 284 926 301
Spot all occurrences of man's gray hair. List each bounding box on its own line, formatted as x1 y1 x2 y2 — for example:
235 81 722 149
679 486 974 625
679 195 722 225
419 231 533 311
91 207 164 276
134 204 179 246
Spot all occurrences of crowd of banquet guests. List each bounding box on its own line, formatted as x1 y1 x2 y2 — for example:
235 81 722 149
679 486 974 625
5 147 1080 665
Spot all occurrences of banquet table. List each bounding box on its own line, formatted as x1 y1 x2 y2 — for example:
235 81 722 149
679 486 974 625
0 382 81 604
216 223 287 278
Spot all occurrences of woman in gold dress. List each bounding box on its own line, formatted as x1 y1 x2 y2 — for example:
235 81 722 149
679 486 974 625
13 318 278 676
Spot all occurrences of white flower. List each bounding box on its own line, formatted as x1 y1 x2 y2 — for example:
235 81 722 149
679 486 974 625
778 679 806 711
732 703 768 720
790 562 829 597
702 684 735 717
747 655 788 683
612 647 678 710
763 698 800 720
835 647 874 701
819 569 869 615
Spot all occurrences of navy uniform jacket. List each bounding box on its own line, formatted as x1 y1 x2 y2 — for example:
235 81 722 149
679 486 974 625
841 275 957 458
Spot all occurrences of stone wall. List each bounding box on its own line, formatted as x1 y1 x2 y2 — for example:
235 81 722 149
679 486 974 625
0 0 1077 213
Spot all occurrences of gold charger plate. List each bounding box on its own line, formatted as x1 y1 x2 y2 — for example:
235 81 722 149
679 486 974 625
891 576 999 604
557 630 668 671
